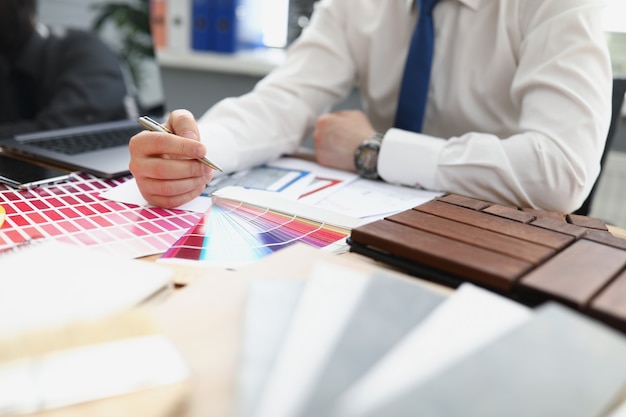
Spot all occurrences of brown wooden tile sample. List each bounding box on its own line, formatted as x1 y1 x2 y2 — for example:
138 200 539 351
522 208 568 222
349 220 533 291
387 209 555 265
438 194 491 211
518 240 626 308
529 217 588 239
584 230 626 250
482 204 536 224
589 270 626 332
348 193 626 334
415 200 573 250
566 213 609 231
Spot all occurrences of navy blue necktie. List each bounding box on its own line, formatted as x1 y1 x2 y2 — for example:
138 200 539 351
394 0 439 132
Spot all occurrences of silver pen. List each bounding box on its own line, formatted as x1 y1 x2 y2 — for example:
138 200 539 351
137 115 223 172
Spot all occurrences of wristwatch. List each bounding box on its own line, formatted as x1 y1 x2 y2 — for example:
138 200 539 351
354 132 384 179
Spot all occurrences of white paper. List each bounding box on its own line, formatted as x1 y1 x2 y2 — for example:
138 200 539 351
314 178 443 219
214 186 366 229
100 158 441 221
266 157 359 204
100 178 212 213
0 335 188 414
202 162 316 200
0 240 173 338
252 262 372 417
333 284 532 417
236 279 306 417
602 397 626 417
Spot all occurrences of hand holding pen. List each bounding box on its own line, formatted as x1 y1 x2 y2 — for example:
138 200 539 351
137 115 223 172
129 110 216 208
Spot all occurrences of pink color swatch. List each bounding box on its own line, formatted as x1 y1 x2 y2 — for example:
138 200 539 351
0 173 202 258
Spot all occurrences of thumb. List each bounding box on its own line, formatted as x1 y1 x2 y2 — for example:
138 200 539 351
168 109 200 142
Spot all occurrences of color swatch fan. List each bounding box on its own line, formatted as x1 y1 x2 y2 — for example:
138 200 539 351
0 173 202 258
159 187 365 268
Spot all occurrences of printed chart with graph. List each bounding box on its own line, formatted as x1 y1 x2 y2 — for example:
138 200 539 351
159 187 363 268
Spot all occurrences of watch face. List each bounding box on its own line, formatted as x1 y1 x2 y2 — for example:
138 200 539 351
355 142 380 178
360 147 378 170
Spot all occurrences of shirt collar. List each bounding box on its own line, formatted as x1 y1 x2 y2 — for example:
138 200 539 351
457 0 481 10
408 0 482 11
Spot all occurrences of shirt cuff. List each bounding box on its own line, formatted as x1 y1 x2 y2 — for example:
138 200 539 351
377 127 445 190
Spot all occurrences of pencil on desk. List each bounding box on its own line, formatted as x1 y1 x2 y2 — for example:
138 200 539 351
137 115 223 172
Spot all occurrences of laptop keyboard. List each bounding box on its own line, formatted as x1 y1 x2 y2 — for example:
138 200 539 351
28 125 142 155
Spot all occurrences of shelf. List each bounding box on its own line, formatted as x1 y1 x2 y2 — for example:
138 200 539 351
156 47 287 78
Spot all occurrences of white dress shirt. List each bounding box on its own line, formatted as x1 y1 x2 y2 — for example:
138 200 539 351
198 0 612 212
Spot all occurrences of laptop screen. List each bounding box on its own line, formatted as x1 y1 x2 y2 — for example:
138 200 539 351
0 0 165 139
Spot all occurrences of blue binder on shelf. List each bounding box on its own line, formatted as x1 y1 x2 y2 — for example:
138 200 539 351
191 0 238 53
191 0 212 51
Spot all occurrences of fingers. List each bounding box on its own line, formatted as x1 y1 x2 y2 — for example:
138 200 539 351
167 109 201 141
129 146 212 180
135 175 209 209
129 153 213 208
130 130 207 161
128 108 212 208
312 110 376 172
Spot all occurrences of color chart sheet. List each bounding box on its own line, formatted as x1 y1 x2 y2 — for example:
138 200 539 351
0 174 202 258
160 187 363 268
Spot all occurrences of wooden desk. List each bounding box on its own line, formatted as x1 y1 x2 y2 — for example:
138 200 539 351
611 224 626 240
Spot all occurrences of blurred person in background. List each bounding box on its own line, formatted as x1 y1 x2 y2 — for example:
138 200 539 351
0 0 129 137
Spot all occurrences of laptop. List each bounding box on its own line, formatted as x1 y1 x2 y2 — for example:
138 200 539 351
0 3 166 179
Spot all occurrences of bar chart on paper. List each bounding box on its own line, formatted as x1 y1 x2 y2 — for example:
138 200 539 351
159 187 363 268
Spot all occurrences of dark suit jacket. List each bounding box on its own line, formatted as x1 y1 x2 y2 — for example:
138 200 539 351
0 25 128 137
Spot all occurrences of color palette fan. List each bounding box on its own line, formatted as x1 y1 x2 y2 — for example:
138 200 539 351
159 187 365 268
0 173 202 258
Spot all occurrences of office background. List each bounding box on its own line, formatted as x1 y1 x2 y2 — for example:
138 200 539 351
39 0 626 228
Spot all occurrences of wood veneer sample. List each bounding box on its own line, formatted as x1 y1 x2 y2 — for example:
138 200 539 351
482 204 536 224
566 214 609 231
415 201 573 250
518 239 626 307
387 209 555 264
589 270 626 332
348 193 626 333
529 217 588 239
349 220 533 291
522 208 568 222
437 194 491 211
584 230 626 250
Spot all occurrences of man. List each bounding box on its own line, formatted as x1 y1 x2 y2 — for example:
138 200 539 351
0 0 129 137
129 0 612 213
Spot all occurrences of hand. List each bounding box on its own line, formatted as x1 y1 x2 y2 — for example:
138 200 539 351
312 110 376 171
128 109 213 208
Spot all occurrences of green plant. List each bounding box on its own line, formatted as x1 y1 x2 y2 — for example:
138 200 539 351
91 0 152 87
